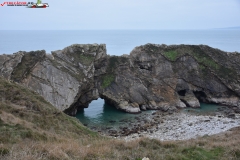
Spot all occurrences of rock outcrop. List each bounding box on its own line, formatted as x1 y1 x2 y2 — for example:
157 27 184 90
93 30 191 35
1 44 240 115
0 44 107 115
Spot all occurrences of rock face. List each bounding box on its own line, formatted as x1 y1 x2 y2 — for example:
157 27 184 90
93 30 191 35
0 44 107 115
1 44 240 115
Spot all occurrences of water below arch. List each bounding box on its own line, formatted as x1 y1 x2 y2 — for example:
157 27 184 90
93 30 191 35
75 98 227 132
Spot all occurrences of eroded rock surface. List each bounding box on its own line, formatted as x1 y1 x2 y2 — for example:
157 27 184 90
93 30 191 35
0 44 107 115
0 44 240 115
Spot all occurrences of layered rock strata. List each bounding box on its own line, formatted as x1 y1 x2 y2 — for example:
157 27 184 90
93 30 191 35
0 44 240 115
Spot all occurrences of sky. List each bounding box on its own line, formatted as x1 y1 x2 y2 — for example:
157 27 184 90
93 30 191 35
0 0 240 30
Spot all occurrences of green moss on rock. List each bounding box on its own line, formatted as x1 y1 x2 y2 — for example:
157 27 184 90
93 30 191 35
78 54 94 65
163 50 179 61
101 74 115 88
11 51 45 82
191 46 238 80
71 52 94 66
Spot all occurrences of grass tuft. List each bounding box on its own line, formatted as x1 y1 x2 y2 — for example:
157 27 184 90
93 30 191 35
0 148 10 156
101 74 115 88
163 50 179 61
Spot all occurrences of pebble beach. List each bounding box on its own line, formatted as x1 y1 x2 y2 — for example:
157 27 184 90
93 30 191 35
122 111 240 141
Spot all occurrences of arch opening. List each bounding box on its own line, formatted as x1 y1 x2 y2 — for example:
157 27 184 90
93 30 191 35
74 97 151 136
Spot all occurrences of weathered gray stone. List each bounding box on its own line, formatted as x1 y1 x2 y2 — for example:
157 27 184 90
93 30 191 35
0 52 24 80
0 43 240 115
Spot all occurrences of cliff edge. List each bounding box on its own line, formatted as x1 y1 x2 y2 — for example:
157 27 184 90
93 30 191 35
1 44 240 115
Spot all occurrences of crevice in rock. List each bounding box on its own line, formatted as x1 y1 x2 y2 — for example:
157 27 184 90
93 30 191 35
138 63 152 71
177 89 187 96
2 44 240 116
193 91 207 102
179 99 190 107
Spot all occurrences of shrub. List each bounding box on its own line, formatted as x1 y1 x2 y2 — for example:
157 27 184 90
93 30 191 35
0 148 9 156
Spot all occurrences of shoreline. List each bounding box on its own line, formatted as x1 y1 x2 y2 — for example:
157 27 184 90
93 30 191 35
119 111 240 141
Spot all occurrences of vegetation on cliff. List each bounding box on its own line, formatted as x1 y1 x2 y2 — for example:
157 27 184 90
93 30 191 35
11 51 45 83
1 77 240 160
101 56 128 88
161 45 238 81
163 50 178 61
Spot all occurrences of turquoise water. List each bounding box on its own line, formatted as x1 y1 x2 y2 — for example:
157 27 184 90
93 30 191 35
183 103 226 115
0 30 238 129
76 99 226 131
76 99 153 131
76 101 226 131
77 100 227 131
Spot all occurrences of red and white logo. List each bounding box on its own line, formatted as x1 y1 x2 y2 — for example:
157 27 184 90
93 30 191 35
0 0 49 8
1 1 27 6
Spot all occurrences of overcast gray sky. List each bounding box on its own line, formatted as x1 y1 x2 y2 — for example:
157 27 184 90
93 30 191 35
0 0 240 30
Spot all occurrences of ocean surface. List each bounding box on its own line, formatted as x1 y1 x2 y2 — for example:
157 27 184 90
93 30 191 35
1 29 239 128
0 30 240 55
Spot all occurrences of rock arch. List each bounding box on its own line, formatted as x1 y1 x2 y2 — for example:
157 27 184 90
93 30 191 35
1 44 240 116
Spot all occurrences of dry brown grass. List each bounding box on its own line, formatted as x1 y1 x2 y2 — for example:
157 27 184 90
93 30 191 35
1 127 240 160
1 77 240 160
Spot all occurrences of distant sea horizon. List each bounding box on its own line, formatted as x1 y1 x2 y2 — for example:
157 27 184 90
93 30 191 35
1 29 240 129
0 29 240 56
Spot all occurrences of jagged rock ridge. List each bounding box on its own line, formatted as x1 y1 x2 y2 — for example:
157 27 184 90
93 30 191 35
0 44 240 115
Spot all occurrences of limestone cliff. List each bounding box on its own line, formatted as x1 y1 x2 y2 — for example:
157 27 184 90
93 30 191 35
98 44 240 113
1 44 240 115
0 44 107 115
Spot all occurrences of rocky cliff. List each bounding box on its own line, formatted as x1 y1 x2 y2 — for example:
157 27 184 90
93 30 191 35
1 44 240 115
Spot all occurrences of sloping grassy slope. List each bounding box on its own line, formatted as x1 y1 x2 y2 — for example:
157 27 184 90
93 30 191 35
0 77 240 160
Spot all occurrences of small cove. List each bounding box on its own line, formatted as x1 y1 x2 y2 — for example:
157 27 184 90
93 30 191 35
76 99 229 133
76 99 154 133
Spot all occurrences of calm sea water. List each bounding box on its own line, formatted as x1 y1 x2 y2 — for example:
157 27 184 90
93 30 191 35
76 99 153 131
183 103 224 115
0 30 240 55
1 29 239 128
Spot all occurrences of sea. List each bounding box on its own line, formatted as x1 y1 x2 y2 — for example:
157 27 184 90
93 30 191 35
1 29 240 130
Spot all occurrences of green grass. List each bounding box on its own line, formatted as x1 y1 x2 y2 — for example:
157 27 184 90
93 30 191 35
1 59 240 159
100 56 128 89
181 147 223 160
0 147 9 156
78 54 94 66
0 77 96 143
101 74 115 88
161 46 238 82
192 52 220 70
162 47 220 70
70 52 94 66
111 138 227 160
0 120 48 143
191 47 238 80
163 50 179 61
